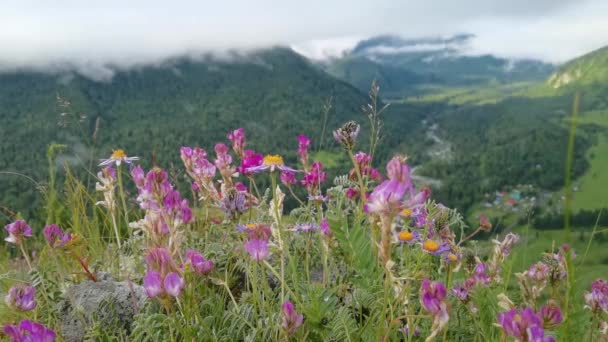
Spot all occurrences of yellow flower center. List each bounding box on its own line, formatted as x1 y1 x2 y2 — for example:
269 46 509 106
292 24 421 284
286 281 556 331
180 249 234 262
448 253 458 262
398 231 414 242
245 224 256 230
423 240 440 252
401 208 413 217
111 149 127 159
263 155 284 166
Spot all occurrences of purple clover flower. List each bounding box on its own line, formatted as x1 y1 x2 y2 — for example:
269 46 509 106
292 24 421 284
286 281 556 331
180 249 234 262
185 250 214 275
244 239 269 261
4 220 33 245
43 224 71 248
3 320 56 342
281 300 304 336
227 128 246 157
5 285 36 311
585 278 608 313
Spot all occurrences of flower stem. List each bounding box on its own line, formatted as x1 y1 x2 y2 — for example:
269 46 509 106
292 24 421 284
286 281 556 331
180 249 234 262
116 164 129 243
19 243 33 271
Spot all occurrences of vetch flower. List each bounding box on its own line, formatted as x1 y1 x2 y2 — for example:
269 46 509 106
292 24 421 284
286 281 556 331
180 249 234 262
4 220 33 245
244 238 269 261
364 179 407 215
246 154 298 174
497 307 549 342
164 272 185 297
3 320 56 342
281 300 304 336
539 302 563 328
227 128 246 157
297 135 311 168
585 278 608 313
185 250 214 275
451 283 469 302
99 149 139 167
43 224 71 248
320 218 332 238
280 171 297 186
420 280 449 340
239 150 263 176
5 285 36 311
301 162 326 195
143 270 163 298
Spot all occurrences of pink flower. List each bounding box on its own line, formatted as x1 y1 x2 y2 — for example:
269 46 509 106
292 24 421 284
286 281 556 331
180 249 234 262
297 135 311 168
239 150 263 176
3 320 56 342
43 224 71 248
585 278 608 313
227 128 246 157
320 218 332 238
364 180 407 215
280 171 297 186
420 280 449 339
386 156 412 191
244 239 269 261
164 272 185 297
185 250 214 275
539 302 563 328
301 162 326 195
281 300 303 336
145 248 177 275
4 220 33 245
143 271 163 298
5 285 36 311
497 308 553 342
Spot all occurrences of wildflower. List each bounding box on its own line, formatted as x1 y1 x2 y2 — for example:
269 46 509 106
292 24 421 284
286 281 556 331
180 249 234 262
301 162 326 195
280 171 297 186
422 239 450 255
350 151 382 182
497 307 551 342
99 149 139 167
397 230 419 244
294 223 319 233
239 150 263 176
526 262 550 284
345 187 360 200
164 272 185 297
43 224 71 248
247 154 298 174
4 220 32 245
143 271 164 298
145 248 178 275
479 213 492 231
227 128 246 157
365 179 407 215
539 302 563 328
281 300 303 336
585 278 608 313
472 262 491 286
185 250 214 275
451 283 469 302
320 218 332 238
244 239 269 261
333 121 360 150
5 285 36 311
386 155 411 188
3 320 56 342
220 188 248 220
406 187 431 209
297 134 311 168
214 143 235 181
420 280 449 340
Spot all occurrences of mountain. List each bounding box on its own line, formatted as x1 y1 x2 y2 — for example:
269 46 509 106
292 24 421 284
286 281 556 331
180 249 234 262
548 46 608 89
325 34 555 97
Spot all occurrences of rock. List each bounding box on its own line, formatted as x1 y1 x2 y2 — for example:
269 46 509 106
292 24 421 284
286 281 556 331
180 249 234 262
58 273 146 342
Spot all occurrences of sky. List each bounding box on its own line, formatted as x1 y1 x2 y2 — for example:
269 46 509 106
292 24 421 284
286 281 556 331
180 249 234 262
1 0 607 79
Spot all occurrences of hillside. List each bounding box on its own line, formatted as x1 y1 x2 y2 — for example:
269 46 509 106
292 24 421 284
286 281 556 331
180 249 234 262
548 46 608 89
0 47 427 217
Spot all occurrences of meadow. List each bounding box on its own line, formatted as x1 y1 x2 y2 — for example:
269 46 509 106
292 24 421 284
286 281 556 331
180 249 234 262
0 87 606 342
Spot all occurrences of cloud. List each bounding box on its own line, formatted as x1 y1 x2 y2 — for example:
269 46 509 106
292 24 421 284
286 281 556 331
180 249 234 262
0 0 606 78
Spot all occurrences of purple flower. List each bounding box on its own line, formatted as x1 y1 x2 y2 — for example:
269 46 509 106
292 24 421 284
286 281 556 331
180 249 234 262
227 128 246 157
539 302 563 328
585 278 608 313
143 271 163 298
320 218 332 238
239 150 263 176
164 272 185 297
528 325 556 342
220 188 248 220
364 180 407 215
297 135 311 167
497 307 544 341
145 248 177 275
451 283 469 302
3 320 56 342
5 285 36 311
185 250 214 275
294 223 319 233
472 262 491 286
43 224 71 248
244 239 269 261
280 171 297 186
406 187 431 209
301 162 326 195
420 280 449 338
4 220 33 245
526 262 550 284
386 156 412 190
281 300 303 336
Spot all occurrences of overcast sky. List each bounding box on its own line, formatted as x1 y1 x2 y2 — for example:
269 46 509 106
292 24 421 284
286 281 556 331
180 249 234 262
1 0 607 79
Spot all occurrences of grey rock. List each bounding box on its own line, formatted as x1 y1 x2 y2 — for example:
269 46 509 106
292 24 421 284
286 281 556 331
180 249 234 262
58 273 146 342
